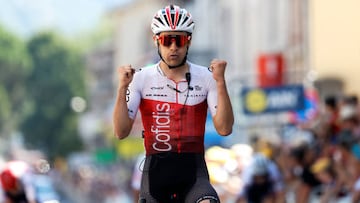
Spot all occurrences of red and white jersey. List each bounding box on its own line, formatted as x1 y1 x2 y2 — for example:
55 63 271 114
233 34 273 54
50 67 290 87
127 62 218 155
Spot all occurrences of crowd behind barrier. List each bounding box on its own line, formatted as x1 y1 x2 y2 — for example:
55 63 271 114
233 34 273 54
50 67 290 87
202 94 360 203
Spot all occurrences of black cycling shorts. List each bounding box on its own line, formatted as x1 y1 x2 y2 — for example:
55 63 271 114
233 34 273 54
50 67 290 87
139 152 219 203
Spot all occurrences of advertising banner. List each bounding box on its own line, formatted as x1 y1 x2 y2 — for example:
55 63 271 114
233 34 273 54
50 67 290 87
242 85 305 115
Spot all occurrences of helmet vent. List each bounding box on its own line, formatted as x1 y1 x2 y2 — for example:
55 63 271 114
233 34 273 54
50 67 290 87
151 5 195 34
163 14 170 28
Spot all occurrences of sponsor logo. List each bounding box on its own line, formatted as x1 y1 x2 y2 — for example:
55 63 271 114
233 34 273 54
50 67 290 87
151 103 172 152
145 94 168 97
189 94 207 97
194 85 202 91
151 86 164 90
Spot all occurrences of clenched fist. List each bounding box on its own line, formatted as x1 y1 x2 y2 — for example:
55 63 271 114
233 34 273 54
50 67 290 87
117 65 135 88
209 59 227 82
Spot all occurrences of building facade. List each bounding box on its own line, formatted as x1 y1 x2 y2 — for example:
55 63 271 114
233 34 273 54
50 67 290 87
309 0 360 100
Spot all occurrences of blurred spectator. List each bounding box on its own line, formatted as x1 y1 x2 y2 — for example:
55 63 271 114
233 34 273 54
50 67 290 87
235 153 285 203
287 142 321 203
335 130 355 187
349 143 360 203
0 161 36 203
104 184 131 203
342 95 358 108
338 103 360 139
205 146 239 202
250 135 277 160
322 95 341 141
310 157 339 203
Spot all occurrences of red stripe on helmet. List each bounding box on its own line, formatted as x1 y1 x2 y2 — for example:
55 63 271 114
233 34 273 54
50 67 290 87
173 7 179 30
165 7 175 30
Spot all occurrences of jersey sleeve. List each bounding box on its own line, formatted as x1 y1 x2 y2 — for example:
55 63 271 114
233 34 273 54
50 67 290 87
127 72 143 120
207 76 218 117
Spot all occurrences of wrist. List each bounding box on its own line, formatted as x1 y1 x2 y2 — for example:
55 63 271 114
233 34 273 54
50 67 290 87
117 85 128 92
216 79 226 86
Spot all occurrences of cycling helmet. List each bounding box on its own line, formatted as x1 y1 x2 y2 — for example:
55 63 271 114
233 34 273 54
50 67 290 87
250 153 269 176
151 4 195 35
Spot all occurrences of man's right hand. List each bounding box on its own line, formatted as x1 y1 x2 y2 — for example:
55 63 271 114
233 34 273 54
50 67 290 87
117 65 135 88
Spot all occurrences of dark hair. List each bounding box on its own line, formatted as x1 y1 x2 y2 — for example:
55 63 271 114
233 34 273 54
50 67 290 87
344 95 358 106
290 144 309 163
325 96 337 109
337 129 355 150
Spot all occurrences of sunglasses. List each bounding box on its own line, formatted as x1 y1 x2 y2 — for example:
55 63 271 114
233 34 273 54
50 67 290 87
157 35 191 47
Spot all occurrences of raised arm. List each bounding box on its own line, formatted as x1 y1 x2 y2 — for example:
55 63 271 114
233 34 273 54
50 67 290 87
113 65 135 139
210 59 234 136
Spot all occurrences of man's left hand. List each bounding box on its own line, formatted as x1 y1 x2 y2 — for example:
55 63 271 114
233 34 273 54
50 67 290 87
210 59 227 82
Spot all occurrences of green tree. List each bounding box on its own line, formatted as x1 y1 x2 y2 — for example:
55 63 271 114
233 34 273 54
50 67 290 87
0 25 32 138
21 32 86 160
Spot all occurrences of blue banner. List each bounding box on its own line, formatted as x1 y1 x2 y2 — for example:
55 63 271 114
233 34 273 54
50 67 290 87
242 85 305 114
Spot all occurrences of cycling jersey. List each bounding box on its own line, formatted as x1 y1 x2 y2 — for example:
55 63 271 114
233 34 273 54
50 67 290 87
127 61 218 155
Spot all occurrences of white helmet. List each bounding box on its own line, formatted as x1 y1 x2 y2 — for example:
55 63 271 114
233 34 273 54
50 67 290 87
151 5 195 35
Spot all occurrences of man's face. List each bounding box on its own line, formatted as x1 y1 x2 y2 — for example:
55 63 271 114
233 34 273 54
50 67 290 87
155 31 191 67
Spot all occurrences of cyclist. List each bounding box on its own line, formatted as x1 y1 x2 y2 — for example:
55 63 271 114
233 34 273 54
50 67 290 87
113 4 234 203
0 161 36 203
235 153 285 203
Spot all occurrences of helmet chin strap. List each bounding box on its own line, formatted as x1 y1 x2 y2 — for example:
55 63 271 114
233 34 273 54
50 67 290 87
157 44 189 69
